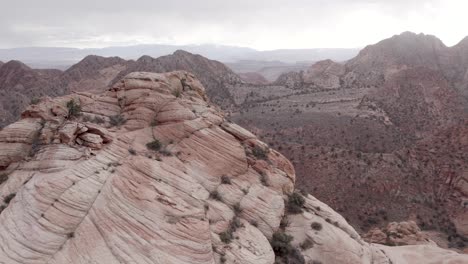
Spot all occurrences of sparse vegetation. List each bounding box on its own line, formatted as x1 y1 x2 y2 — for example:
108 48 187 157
260 172 269 186
210 190 222 201
271 232 293 256
0 173 8 185
151 118 159 126
146 138 172 156
233 203 241 215
286 192 305 214
146 140 162 151
109 114 127 127
29 119 45 157
30 98 40 105
300 238 314 250
271 231 305 264
280 215 290 229
172 89 181 98
220 217 244 244
92 116 105 124
66 99 81 118
219 231 233 244
311 222 322 231
252 145 269 160
128 148 136 155
4 193 16 204
221 175 231 184
82 115 92 122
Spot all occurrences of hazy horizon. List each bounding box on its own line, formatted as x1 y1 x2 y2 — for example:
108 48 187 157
1 0 467 50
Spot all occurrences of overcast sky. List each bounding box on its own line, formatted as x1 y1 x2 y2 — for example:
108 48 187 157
1 0 467 50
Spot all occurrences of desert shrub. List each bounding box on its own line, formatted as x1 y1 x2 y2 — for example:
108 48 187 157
271 231 305 264
221 175 231 184
219 231 233 244
109 114 127 127
287 192 305 214
231 217 243 230
92 116 105 124
280 216 290 229
67 232 74 238
82 115 92 122
271 231 294 256
66 100 81 118
29 135 41 157
30 98 40 105
210 190 222 201
4 193 16 204
300 238 314 250
172 89 181 98
128 148 136 155
29 120 45 157
252 145 269 160
260 172 269 186
151 118 159 126
0 174 8 185
220 217 244 244
233 203 241 215
146 140 162 151
311 222 322 231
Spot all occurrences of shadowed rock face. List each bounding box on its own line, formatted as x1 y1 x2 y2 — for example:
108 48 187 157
0 71 466 263
0 56 127 128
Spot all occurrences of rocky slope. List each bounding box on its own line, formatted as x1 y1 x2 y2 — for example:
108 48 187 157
0 60 62 127
0 71 466 263
238 72 269 85
345 32 468 96
231 32 468 248
53 55 129 93
274 59 345 90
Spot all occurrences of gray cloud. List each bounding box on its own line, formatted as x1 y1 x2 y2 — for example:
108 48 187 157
0 0 466 49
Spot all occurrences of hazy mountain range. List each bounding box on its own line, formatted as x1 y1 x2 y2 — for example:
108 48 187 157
0 44 360 70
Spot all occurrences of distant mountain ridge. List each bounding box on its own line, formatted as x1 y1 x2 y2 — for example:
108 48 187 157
0 44 359 69
276 32 468 96
0 50 242 127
